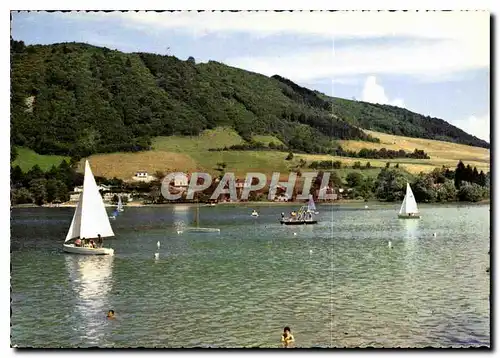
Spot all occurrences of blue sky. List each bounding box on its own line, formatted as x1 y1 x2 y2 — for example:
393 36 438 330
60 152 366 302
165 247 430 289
11 11 490 142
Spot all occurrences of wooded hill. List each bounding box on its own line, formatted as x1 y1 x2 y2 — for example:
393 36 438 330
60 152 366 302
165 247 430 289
10 39 489 161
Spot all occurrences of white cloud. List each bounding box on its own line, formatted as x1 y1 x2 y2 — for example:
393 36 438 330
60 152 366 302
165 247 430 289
361 76 404 107
455 114 490 142
225 36 489 82
85 11 488 44
50 11 489 82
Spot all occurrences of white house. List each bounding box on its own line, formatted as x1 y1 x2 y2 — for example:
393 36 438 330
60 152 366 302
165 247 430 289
132 170 155 183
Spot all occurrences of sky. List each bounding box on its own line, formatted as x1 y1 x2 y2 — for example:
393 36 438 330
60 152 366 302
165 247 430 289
10 11 491 142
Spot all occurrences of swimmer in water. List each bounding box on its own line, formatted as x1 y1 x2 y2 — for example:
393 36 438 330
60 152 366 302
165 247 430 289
107 310 115 319
281 326 295 348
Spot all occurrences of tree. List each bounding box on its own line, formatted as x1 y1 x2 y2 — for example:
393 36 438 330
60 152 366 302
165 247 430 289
374 168 408 201
478 170 486 187
357 176 375 200
346 172 364 188
328 171 343 188
10 165 24 187
455 160 465 188
386 162 390 168
24 165 44 186
11 146 18 163
286 152 294 160
352 161 362 169
436 179 457 202
458 182 484 202
11 187 33 204
187 56 196 64
45 179 59 203
29 178 48 205
411 174 437 203
365 162 371 169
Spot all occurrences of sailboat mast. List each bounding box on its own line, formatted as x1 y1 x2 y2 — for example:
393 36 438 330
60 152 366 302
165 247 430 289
196 201 200 227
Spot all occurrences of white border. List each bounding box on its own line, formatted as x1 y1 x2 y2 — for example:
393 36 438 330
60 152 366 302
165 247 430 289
3 1 496 357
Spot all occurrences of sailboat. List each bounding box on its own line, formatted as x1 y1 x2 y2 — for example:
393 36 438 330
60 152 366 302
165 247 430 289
251 210 259 217
185 201 220 233
398 183 420 219
307 194 319 214
63 160 115 255
117 196 124 212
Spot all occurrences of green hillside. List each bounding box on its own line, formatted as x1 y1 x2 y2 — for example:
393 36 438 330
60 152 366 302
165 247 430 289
11 39 489 165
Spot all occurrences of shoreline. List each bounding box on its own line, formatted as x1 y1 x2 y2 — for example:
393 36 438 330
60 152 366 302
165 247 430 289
11 199 490 209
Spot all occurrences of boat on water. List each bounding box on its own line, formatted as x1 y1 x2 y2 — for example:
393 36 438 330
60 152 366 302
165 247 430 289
280 205 318 225
185 202 220 233
398 183 421 219
251 210 259 217
63 160 115 255
117 196 124 212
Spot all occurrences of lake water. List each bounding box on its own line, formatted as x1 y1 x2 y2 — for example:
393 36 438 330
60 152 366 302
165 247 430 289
10 203 490 348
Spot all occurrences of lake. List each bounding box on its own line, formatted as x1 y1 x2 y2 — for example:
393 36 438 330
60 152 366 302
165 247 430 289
10 203 490 348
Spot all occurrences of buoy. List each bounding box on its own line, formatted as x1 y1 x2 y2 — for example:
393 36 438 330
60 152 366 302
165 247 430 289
388 241 392 249
293 232 297 236
309 249 313 255
154 252 159 259
432 233 436 237
364 205 368 209
157 241 160 250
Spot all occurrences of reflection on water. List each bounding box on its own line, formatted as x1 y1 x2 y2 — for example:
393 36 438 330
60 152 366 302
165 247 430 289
64 255 114 346
11 204 490 348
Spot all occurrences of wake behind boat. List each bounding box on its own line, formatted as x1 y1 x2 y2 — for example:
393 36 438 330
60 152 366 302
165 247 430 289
398 183 420 219
63 160 115 255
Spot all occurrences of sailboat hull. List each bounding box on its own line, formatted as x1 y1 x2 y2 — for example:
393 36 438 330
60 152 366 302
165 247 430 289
185 227 221 233
63 244 114 255
398 214 421 219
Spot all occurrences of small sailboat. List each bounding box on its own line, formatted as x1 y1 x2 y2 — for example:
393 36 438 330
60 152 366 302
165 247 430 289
398 183 420 219
185 202 220 233
117 196 124 212
63 160 115 255
251 210 259 217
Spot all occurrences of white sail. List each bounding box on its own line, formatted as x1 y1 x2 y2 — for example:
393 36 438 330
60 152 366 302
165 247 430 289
65 192 83 242
117 196 123 211
399 183 419 215
65 160 115 241
307 194 316 211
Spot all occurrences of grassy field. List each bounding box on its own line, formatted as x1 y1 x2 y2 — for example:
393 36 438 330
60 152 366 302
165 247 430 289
12 147 69 172
252 135 285 146
14 127 490 182
339 130 490 173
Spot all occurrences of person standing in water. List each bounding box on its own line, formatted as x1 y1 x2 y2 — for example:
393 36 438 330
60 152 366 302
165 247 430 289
281 326 295 348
